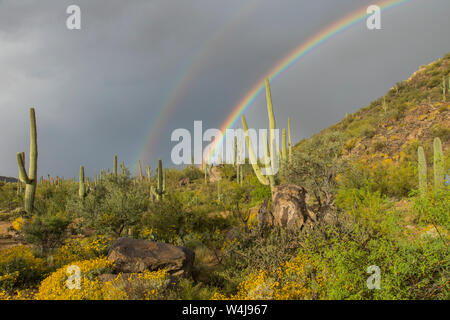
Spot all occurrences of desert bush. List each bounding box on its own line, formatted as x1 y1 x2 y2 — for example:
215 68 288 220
52 235 111 268
0 246 47 293
0 183 21 212
22 213 71 254
213 254 325 300
280 131 346 208
413 189 450 229
35 257 113 300
69 172 149 237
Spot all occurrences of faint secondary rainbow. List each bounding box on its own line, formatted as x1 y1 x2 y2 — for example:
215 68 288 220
135 0 261 170
207 0 412 163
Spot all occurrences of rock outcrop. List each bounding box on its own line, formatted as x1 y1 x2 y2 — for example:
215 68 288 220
264 184 317 230
107 238 195 277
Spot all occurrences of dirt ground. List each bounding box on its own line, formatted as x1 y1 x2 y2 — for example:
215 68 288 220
0 221 19 251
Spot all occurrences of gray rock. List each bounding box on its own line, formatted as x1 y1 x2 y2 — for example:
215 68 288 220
271 184 317 230
107 238 195 277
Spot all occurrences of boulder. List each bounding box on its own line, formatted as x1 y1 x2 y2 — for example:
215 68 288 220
271 184 317 230
107 238 195 277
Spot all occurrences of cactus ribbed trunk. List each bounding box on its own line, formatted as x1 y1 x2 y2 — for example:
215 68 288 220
288 118 292 163
418 146 427 197
113 155 118 176
146 165 151 183
241 78 278 189
79 166 86 199
281 128 287 161
151 159 166 200
17 108 38 214
433 137 444 191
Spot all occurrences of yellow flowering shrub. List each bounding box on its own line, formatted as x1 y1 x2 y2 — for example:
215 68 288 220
104 269 170 300
12 217 27 231
213 254 325 300
35 257 113 300
52 236 111 267
35 257 170 300
0 246 47 292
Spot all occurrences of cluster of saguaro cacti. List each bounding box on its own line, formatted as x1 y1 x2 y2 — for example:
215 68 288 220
241 78 278 189
16 108 38 214
151 159 166 201
417 137 445 197
79 165 86 199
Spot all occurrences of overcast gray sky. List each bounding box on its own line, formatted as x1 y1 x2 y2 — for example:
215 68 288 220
0 0 449 178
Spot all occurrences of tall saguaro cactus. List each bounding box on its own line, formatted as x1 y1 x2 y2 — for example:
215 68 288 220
17 108 38 214
146 165 151 183
241 78 277 189
79 166 86 199
433 137 444 191
288 118 292 163
113 155 118 176
442 77 447 102
138 160 143 182
417 146 427 197
281 128 287 161
151 159 166 200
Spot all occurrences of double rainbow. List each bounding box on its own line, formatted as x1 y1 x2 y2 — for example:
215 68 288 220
207 0 412 162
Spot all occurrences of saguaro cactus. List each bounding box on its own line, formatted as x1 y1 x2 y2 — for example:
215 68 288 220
139 160 143 182
151 159 166 200
241 78 277 189
146 165 151 183
281 128 287 161
79 166 86 199
113 155 118 176
442 77 447 102
288 118 292 163
433 137 444 191
417 146 427 197
17 108 38 214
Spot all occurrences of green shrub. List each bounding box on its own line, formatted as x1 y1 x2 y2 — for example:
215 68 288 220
22 213 71 254
0 246 47 292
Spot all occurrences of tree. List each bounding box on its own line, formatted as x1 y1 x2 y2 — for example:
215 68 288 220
280 131 346 210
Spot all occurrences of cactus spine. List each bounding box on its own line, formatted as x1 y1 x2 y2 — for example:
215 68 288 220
418 146 427 197
151 159 166 200
241 78 277 188
433 137 444 191
16 108 38 214
79 166 86 199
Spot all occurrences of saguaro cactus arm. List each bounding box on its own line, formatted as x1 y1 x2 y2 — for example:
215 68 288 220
17 152 31 184
16 108 38 214
241 115 270 186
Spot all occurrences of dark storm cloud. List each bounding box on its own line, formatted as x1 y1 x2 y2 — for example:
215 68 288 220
0 0 449 178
